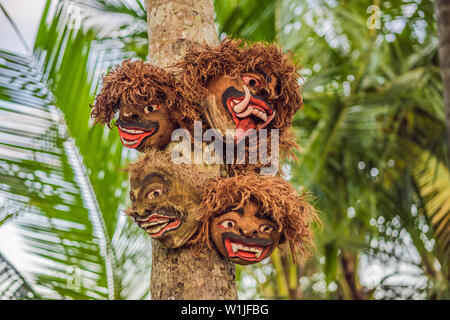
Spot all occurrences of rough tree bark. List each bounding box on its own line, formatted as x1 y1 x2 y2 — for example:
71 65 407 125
144 0 237 300
435 0 450 159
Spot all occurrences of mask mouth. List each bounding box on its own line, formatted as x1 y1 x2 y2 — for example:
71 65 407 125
116 119 159 149
222 86 275 143
135 212 181 238
221 232 273 262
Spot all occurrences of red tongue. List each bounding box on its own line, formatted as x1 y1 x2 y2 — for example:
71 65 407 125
235 118 256 142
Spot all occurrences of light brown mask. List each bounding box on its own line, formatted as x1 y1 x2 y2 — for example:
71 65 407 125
204 71 279 143
128 170 201 248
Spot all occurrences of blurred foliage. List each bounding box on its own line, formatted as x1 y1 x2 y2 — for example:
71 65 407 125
0 0 448 299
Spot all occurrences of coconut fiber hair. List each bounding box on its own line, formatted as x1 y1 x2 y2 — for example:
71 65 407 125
91 59 178 127
225 129 300 176
176 38 303 133
194 173 318 262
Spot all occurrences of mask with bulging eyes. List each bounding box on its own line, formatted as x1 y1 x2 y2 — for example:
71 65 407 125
211 201 281 265
194 173 318 265
91 59 178 152
127 150 216 248
203 71 278 143
176 39 303 144
116 101 176 151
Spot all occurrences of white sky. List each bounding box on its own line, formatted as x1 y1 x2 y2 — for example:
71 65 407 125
0 0 47 282
0 0 46 54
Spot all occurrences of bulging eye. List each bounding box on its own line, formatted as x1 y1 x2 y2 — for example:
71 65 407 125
144 105 160 114
219 219 235 229
242 76 260 88
147 188 164 200
259 224 273 234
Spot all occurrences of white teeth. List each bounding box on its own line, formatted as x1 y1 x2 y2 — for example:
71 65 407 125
119 126 144 134
230 242 263 257
235 106 269 123
141 219 169 228
257 110 267 122
121 138 138 145
236 106 254 118
233 85 251 113
147 222 169 234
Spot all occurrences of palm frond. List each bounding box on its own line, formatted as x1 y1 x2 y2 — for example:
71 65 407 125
0 0 151 299
0 252 38 299
0 2 30 52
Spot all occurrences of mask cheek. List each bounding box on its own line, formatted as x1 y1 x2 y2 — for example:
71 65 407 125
210 223 229 258
158 195 201 248
160 220 198 249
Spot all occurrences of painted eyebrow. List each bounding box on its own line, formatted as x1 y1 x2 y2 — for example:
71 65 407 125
138 172 166 199
142 172 165 186
255 212 276 224
216 206 244 217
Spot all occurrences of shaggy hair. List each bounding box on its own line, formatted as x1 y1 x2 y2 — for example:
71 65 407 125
175 38 303 134
225 129 300 176
91 59 179 127
193 173 319 262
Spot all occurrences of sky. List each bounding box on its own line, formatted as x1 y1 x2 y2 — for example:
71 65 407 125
0 0 46 54
0 0 47 281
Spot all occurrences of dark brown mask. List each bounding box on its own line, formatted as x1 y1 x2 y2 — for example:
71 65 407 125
193 173 318 264
91 59 179 151
211 201 280 265
117 102 176 151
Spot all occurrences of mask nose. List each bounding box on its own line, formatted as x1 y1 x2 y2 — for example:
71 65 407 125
238 226 258 238
122 111 140 121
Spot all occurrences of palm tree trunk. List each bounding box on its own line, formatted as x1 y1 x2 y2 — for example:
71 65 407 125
340 250 368 300
144 0 237 300
435 0 450 160
145 0 217 68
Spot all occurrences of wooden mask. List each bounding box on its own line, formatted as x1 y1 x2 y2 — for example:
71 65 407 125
194 173 318 264
210 200 280 265
127 150 215 248
177 39 303 144
91 59 178 151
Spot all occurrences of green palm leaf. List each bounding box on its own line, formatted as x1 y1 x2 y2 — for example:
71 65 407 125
0 0 151 299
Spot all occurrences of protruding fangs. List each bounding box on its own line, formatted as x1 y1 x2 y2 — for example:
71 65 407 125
230 241 264 258
233 85 251 113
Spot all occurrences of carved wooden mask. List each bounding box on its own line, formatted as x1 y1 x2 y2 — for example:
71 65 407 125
195 173 318 265
204 71 278 142
177 39 303 145
127 150 215 248
117 101 176 151
91 59 178 151
210 200 281 265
